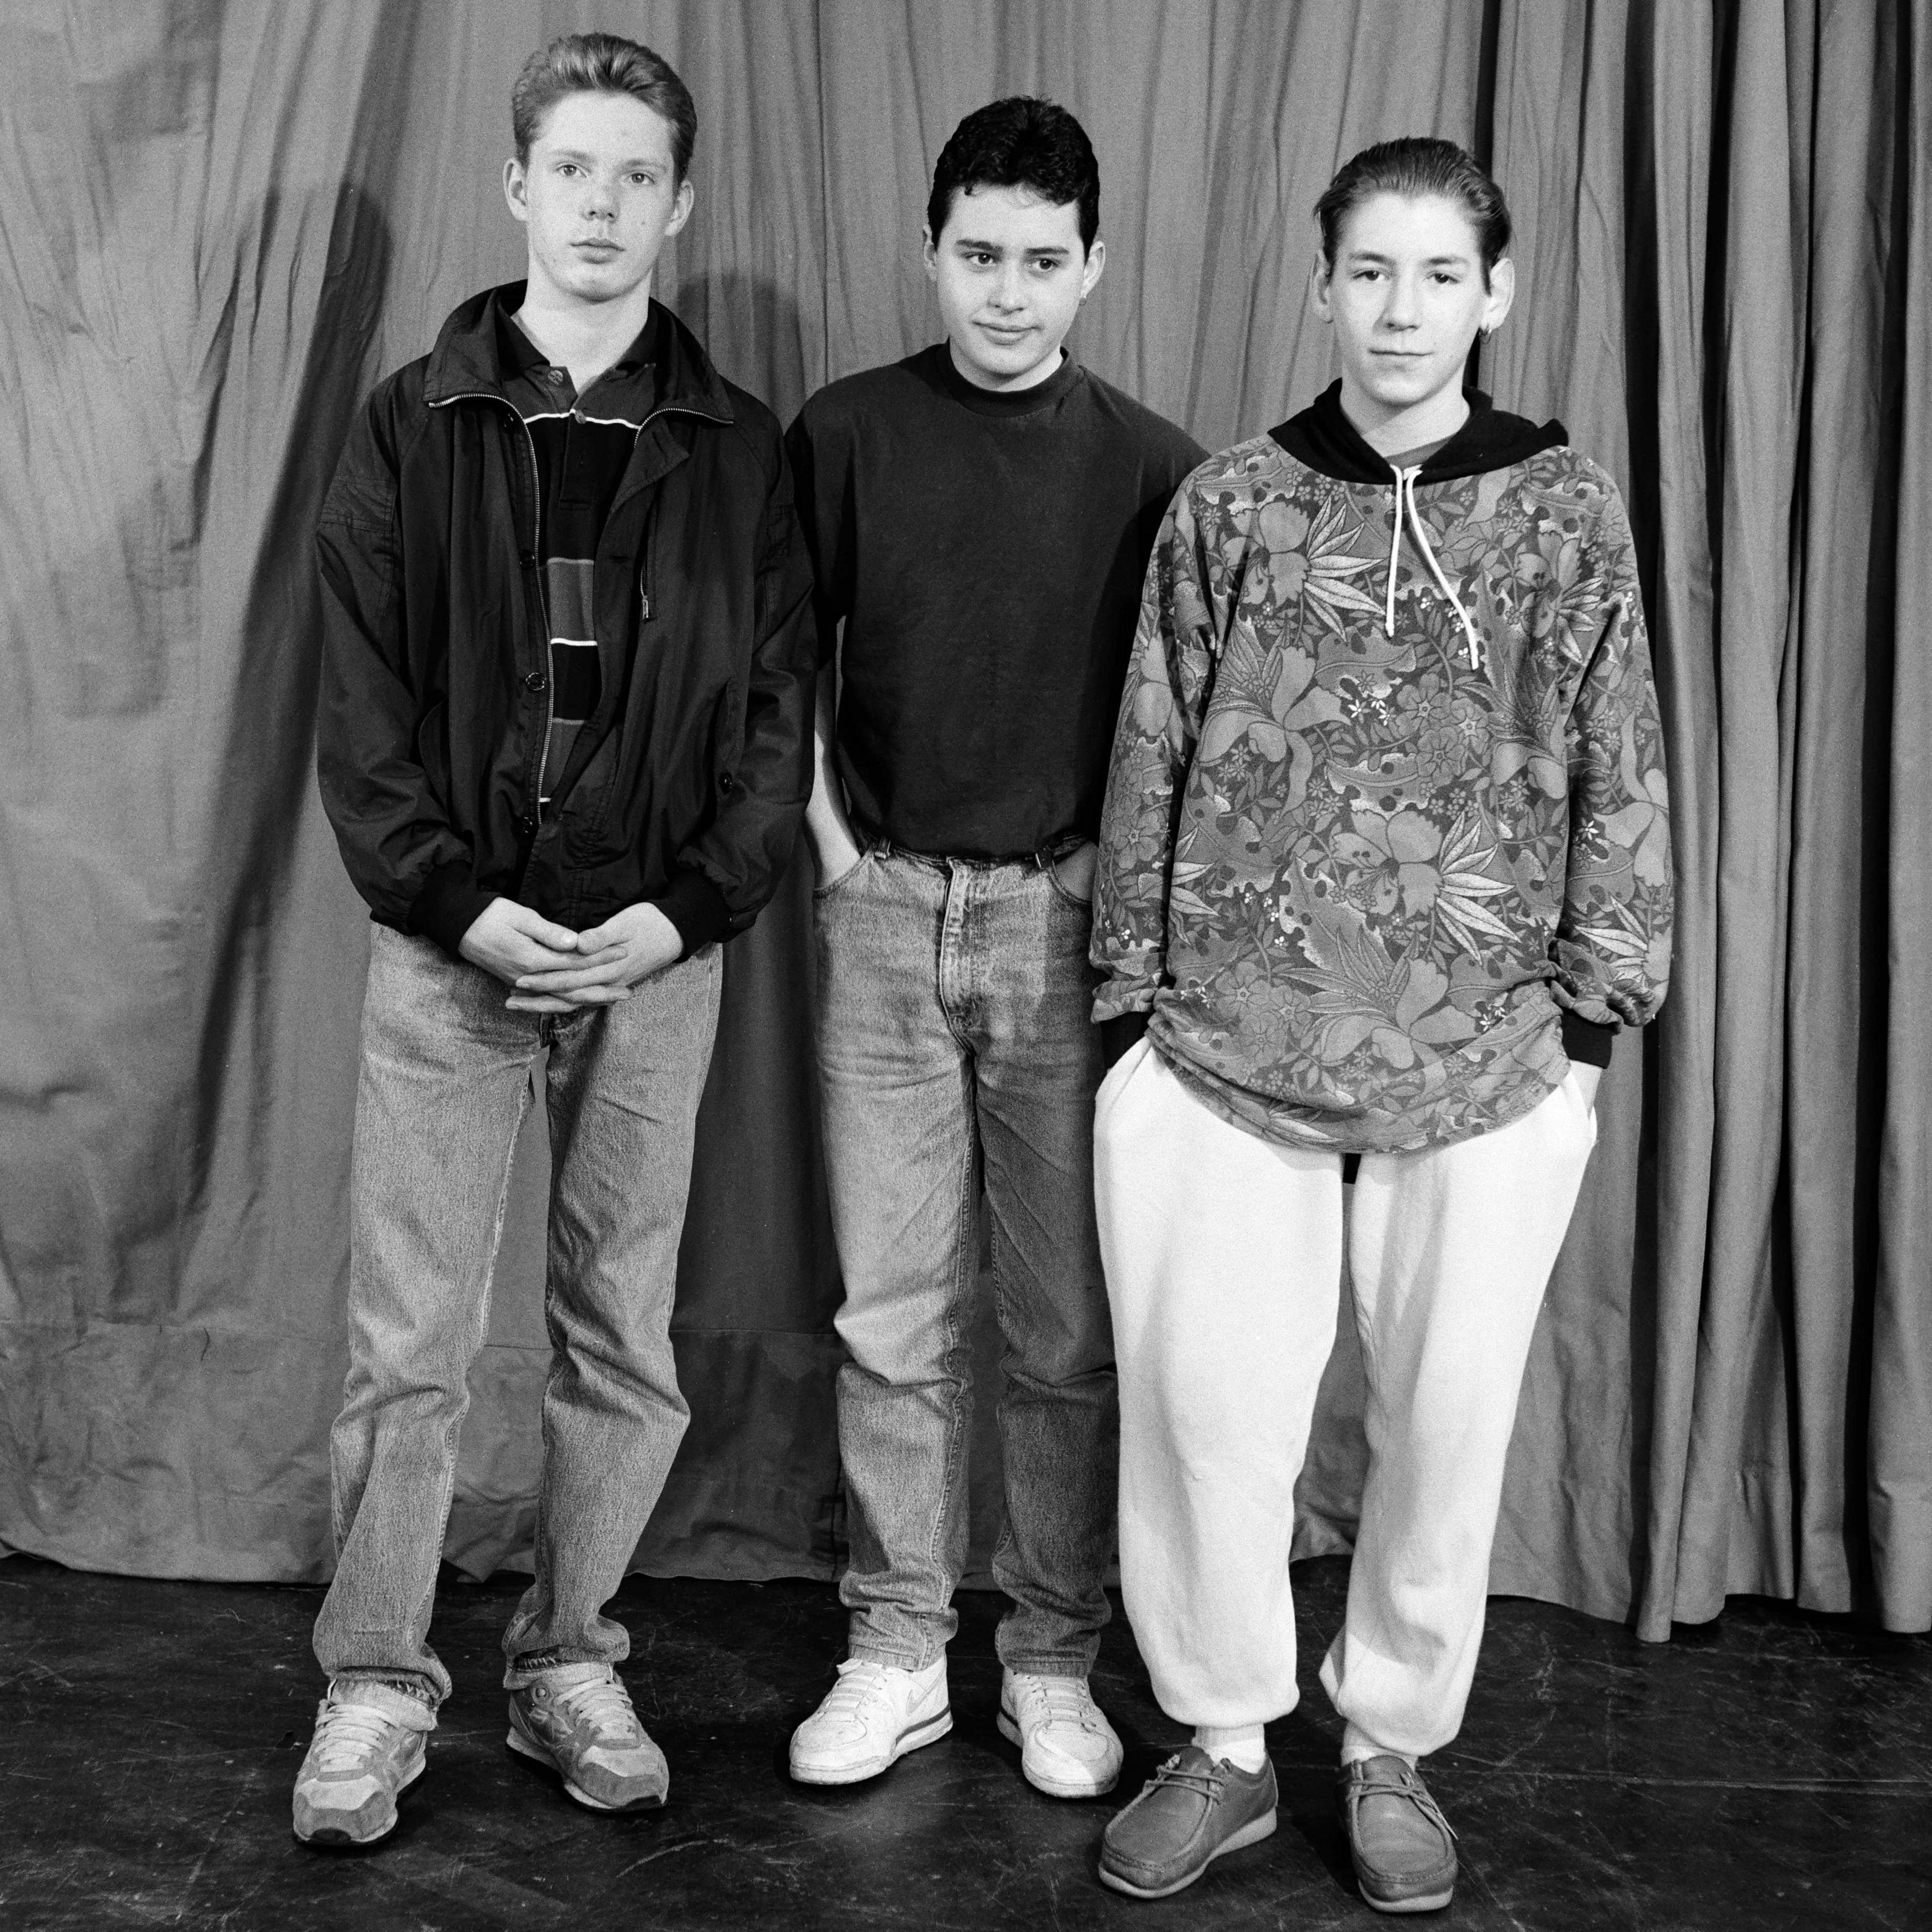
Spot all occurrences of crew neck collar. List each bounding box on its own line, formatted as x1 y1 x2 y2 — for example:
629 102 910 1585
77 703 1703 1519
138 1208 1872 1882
931 342 1082 416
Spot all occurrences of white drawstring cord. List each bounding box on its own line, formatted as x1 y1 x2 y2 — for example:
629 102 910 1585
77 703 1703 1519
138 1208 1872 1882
1385 470 1403 638
1387 465 1485 673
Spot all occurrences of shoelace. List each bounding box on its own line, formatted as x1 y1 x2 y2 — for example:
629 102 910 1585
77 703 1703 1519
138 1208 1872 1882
818 1659 897 1722
548 1672 643 1740
1013 1676 1104 1734
311 1702 410 1774
1386 465 1485 672
1143 1752 1225 1801
1345 1764 1459 1841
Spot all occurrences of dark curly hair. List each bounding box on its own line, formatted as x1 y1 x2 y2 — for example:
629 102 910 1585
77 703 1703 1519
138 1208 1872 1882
512 33 696 183
1315 137 1511 286
927 96 1099 251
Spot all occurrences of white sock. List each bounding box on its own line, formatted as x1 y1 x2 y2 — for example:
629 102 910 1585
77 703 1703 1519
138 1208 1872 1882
1341 1721 1417 1769
1193 1723 1267 1773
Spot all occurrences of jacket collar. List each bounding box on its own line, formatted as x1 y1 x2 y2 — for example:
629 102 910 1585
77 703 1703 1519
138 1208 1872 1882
423 282 735 425
1271 378 1564 485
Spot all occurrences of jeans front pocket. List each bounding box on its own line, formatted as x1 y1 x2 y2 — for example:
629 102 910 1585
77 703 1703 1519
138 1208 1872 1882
1043 839 1098 911
812 845 873 903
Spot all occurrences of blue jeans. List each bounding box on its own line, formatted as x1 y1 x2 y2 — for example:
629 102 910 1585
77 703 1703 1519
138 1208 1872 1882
311 925 721 1705
813 844 1117 1677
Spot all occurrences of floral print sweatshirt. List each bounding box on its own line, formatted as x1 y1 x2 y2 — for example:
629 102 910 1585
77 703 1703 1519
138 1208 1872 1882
1091 382 1673 1154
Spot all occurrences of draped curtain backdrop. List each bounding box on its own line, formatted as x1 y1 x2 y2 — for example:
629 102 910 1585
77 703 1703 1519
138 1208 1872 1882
2 0 1926 1640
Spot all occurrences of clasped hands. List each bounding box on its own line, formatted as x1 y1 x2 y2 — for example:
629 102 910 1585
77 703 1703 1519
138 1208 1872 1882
459 898 682 1012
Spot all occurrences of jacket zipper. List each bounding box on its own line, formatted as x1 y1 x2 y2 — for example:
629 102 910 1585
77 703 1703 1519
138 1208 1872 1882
426 388 721 862
430 390 717 631
514 413 552 826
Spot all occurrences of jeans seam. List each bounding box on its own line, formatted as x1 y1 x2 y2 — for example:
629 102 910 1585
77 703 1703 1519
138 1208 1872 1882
984 1199 1019 1589
399 1399 468 1705
915 1068 980 1668
521 1049 583 1669
496 1072 551 1667
437 1063 534 1665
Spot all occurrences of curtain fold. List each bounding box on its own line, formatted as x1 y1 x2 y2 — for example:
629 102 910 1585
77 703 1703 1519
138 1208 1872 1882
1 0 1924 1637
1625 0 1930 1639
1869 0 1932 1633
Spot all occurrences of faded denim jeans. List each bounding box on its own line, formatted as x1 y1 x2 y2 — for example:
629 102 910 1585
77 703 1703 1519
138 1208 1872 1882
312 924 721 1705
813 844 1117 1678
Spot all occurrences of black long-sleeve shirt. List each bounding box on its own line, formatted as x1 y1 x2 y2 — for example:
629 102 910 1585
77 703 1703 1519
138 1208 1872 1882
785 345 1203 858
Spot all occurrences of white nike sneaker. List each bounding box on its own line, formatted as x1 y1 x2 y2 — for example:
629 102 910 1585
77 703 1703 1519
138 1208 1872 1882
999 1668 1123 1798
788 1655 951 1785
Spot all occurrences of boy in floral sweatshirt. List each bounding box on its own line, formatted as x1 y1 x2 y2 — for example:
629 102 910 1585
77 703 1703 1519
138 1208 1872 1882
1089 139 1671 1910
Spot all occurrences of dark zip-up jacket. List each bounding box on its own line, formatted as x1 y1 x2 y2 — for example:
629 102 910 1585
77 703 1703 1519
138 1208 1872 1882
315 284 816 957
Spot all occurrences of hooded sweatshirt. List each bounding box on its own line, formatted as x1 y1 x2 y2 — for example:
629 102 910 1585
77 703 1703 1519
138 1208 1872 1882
1090 381 1673 1154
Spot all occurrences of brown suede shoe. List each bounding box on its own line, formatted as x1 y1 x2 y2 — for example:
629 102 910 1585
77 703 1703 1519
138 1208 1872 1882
1337 1754 1457 1913
1099 1746 1277 1899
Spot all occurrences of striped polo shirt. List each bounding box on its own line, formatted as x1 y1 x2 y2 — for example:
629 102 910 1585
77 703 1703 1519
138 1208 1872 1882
498 308 657 815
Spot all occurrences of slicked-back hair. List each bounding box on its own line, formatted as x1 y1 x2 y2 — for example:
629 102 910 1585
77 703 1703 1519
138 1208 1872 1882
511 32 697 182
1315 137 1511 287
927 96 1099 252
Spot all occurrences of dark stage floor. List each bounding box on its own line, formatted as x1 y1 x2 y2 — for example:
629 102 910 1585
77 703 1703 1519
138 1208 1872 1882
2 1554 1928 1930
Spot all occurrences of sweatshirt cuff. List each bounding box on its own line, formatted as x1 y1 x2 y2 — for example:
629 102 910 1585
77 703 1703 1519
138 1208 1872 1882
654 871 733 958
1101 1012 1150 1069
409 862 497 960
1561 1011 1618 1069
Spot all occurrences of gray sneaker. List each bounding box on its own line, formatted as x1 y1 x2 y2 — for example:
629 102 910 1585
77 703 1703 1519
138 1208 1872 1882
1338 1754 1458 1913
1098 1746 1278 1899
507 1662 669 1811
292 1681 434 1847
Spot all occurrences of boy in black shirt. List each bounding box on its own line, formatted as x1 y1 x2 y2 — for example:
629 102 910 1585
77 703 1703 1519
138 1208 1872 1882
784 97 1202 1796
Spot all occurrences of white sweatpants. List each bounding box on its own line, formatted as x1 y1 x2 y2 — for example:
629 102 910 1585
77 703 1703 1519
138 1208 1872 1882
1094 1039 1597 1757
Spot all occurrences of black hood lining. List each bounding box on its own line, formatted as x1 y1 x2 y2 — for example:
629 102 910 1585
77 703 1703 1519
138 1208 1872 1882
1271 379 1566 485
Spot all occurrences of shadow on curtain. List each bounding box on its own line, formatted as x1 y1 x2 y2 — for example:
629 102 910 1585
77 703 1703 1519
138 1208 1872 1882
1 0 1925 1637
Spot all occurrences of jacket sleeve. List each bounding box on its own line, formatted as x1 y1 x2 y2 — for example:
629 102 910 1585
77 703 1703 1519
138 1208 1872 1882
314 387 494 951
1551 481 1673 1044
1090 477 1222 1024
669 425 817 936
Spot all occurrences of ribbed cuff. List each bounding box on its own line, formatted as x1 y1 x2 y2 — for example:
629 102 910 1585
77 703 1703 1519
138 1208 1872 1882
1561 1011 1617 1068
1101 1011 1150 1068
654 871 733 958
409 862 497 960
